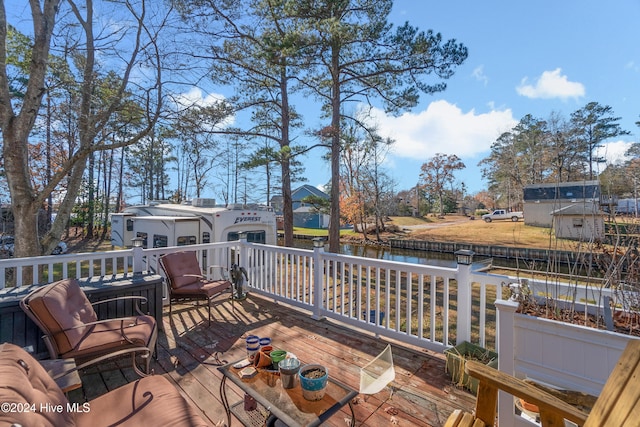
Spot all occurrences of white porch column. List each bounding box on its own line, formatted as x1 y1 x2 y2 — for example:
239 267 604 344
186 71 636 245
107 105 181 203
454 249 474 344
495 298 519 427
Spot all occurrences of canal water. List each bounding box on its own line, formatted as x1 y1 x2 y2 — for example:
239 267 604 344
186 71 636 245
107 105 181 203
292 239 458 268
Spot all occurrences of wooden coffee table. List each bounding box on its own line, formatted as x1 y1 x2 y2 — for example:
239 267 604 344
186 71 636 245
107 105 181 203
219 359 357 427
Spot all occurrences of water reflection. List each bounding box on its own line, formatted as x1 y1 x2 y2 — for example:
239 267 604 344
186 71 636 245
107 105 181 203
292 239 457 268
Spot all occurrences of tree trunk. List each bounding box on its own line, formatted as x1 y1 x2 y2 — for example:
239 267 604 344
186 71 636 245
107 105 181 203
280 64 295 247
328 44 341 253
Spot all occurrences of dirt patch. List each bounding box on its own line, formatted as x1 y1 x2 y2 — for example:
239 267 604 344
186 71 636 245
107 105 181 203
64 227 113 253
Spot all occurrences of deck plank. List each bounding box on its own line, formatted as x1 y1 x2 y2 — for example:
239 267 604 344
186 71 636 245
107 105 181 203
68 294 475 426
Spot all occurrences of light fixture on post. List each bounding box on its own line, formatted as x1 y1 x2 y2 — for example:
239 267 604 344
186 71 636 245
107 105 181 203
237 231 247 242
131 237 144 278
312 237 325 249
454 249 474 266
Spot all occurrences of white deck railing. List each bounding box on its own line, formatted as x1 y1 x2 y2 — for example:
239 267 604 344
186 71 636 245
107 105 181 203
0 240 506 353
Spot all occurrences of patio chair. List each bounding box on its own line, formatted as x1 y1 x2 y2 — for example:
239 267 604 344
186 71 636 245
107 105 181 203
444 339 640 427
159 251 233 326
20 278 157 377
0 342 211 427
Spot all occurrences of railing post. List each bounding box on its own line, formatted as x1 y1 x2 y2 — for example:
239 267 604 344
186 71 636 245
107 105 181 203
132 246 144 277
311 238 326 320
495 298 519 427
237 233 249 282
454 250 474 345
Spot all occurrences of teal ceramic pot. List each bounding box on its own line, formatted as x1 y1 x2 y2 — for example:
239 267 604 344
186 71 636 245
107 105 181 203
299 364 328 401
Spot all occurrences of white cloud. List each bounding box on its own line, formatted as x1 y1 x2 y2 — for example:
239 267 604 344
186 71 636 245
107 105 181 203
172 87 235 128
472 65 489 86
174 87 227 108
516 68 585 100
367 100 517 159
595 140 634 166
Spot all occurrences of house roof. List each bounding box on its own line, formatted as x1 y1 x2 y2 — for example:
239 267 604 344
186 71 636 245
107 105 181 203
550 204 605 216
292 184 329 201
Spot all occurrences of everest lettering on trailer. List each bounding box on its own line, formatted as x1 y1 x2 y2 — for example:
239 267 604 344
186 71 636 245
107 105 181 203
234 216 261 224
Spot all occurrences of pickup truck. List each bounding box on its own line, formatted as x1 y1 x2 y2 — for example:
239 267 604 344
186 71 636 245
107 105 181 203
482 209 524 222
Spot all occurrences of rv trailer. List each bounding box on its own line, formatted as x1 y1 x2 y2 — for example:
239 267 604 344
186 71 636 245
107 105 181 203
110 199 277 248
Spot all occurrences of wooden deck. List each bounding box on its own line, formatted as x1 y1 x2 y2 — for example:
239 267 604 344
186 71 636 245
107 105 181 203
66 294 476 426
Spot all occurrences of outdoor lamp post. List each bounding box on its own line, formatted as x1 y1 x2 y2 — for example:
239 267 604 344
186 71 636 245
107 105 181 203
131 237 144 278
454 249 474 266
312 237 326 249
238 231 247 241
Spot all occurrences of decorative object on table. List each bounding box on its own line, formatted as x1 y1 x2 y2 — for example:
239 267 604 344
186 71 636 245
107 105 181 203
244 393 257 411
259 337 272 348
246 335 260 363
299 364 329 401
270 350 287 365
253 350 273 368
279 358 300 389
359 344 395 395
444 341 498 395
230 263 249 300
239 366 258 379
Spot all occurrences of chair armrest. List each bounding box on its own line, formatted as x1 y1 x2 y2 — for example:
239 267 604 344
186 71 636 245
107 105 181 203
92 295 149 316
91 295 148 306
466 360 589 426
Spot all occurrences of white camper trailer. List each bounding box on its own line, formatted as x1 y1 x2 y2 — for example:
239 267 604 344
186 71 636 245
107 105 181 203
110 199 277 248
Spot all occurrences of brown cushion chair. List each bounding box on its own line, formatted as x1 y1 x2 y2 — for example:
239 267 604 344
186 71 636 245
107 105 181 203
20 278 157 377
159 251 233 326
0 342 211 427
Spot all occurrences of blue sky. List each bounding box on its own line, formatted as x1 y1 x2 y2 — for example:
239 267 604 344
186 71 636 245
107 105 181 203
7 1 639 202
286 0 640 195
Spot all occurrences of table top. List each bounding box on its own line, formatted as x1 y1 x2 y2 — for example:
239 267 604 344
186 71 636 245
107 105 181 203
219 358 358 427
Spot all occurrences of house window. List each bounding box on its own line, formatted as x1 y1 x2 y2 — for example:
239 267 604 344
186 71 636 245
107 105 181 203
572 218 584 228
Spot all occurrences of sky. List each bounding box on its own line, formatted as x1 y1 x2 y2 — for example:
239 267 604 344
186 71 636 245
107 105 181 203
5 1 640 203
279 0 640 196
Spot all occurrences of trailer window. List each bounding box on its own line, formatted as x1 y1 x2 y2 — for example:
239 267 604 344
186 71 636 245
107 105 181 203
202 232 210 243
153 235 168 248
177 236 197 246
126 219 134 231
227 231 266 244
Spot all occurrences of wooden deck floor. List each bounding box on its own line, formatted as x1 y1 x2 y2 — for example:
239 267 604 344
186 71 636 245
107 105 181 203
66 294 476 426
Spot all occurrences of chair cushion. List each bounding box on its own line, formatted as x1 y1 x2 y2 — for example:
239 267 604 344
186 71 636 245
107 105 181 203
161 252 203 289
62 315 156 360
25 279 98 355
74 375 211 427
171 280 231 298
0 342 76 427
